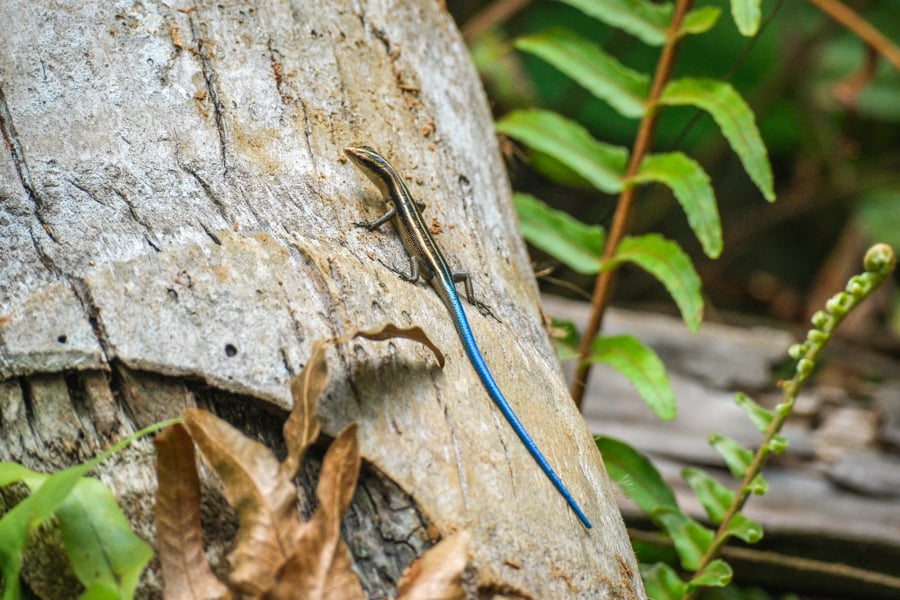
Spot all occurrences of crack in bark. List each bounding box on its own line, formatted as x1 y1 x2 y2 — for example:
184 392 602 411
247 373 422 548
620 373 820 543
68 278 112 366
187 12 228 172
0 84 58 244
297 96 317 175
198 220 222 245
17 376 41 448
181 163 229 221
111 189 162 252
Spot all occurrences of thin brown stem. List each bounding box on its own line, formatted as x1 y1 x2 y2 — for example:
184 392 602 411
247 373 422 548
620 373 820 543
571 0 694 408
461 0 532 44
806 0 900 71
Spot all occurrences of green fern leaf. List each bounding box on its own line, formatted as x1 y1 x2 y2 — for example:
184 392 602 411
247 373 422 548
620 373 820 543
496 109 627 193
631 152 722 258
557 0 671 45
730 0 762 36
595 436 679 514
513 192 605 274
659 78 775 201
588 335 676 420
605 234 704 332
515 28 649 118
641 562 687 600
679 6 722 37
688 559 733 590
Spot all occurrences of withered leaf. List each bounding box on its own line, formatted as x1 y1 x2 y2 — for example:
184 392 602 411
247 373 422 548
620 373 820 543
154 424 230 600
315 423 361 519
281 339 328 481
182 408 301 595
353 323 445 368
397 530 471 600
266 533 364 600
269 424 364 600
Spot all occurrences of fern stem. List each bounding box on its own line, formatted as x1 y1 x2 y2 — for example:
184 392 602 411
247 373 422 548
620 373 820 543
685 244 895 598
571 0 694 408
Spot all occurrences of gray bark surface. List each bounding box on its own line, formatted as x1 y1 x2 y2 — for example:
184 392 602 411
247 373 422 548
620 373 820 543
0 1 642 598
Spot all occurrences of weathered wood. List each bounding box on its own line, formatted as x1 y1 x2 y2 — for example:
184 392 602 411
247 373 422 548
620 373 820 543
549 296 900 598
0 2 639 598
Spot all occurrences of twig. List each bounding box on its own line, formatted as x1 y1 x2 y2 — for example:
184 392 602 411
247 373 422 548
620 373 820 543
461 0 532 43
806 0 900 71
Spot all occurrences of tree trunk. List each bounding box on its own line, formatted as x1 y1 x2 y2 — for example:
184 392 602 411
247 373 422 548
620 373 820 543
0 1 644 598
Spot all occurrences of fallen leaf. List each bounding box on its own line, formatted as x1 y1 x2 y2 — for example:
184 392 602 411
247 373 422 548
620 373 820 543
183 408 301 595
268 425 365 600
397 530 471 600
281 340 328 481
353 324 445 368
154 424 230 600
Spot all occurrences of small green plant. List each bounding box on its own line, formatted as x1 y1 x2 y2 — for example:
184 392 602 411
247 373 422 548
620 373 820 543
0 420 176 600
600 243 894 598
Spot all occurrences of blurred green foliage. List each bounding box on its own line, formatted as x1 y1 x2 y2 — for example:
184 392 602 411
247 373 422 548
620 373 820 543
462 0 900 328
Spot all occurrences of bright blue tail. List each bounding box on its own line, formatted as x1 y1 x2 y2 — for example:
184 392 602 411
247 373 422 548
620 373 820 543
445 293 592 528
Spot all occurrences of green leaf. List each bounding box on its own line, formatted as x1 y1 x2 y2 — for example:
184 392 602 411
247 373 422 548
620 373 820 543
587 335 676 420
726 513 764 543
641 562 687 600
653 507 715 570
557 0 672 46
496 109 628 193
79 585 121 600
683 468 763 542
594 436 678 515
0 465 85 600
679 6 722 37
733 392 773 434
0 420 173 600
0 463 32 487
659 78 775 201
709 433 754 477
515 28 649 118
688 559 733 590
630 152 722 258
767 435 788 454
513 192 605 274
748 473 768 495
605 234 704 332
57 478 153 598
681 467 734 523
730 0 762 36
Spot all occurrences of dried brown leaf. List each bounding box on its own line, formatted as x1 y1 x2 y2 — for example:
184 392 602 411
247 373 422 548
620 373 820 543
397 530 471 600
154 424 230 600
315 423 361 519
266 533 365 600
268 424 364 600
182 408 301 595
281 340 328 480
353 323 445 368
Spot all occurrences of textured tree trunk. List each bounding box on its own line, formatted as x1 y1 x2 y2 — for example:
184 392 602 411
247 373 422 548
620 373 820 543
0 1 644 598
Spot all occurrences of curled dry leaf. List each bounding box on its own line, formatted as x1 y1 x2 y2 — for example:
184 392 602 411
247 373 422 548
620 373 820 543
397 530 471 600
183 408 302 595
281 340 328 481
353 323 445 368
268 424 365 600
154 424 230 600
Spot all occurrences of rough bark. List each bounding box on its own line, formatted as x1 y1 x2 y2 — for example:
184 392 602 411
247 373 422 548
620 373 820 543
0 1 643 598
